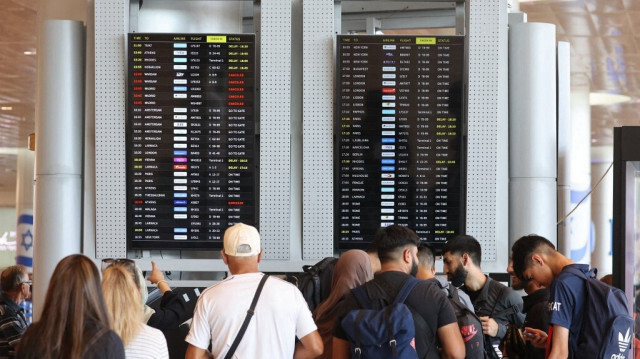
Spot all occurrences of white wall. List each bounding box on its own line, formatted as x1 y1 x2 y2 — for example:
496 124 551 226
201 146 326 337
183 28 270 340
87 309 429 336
0 207 17 267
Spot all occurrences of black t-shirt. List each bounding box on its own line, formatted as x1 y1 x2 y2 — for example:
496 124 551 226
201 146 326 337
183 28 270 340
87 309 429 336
333 271 457 356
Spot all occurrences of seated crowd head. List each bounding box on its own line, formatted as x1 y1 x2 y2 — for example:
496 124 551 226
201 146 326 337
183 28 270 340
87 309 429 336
442 234 482 287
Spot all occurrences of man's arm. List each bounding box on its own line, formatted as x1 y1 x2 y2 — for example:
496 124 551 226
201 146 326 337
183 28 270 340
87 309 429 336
437 322 465 359
547 325 569 359
293 330 323 359
332 336 351 359
494 287 525 338
185 344 213 359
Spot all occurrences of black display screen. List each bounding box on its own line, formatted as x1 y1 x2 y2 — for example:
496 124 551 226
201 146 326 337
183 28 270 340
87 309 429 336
126 33 257 249
335 35 465 252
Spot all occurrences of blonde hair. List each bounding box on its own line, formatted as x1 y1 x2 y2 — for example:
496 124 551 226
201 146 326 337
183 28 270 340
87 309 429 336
101 264 143 346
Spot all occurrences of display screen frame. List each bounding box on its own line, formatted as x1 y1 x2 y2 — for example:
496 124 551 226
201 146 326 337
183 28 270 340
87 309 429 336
334 34 467 254
125 32 259 251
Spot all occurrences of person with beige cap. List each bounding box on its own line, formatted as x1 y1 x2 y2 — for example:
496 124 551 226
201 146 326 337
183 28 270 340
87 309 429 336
185 223 323 359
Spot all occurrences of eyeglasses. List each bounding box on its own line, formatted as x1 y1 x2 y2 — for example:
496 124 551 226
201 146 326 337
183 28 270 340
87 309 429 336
20 281 32 291
101 258 140 285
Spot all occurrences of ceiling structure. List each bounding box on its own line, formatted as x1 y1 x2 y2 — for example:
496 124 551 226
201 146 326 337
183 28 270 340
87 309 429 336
0 0 37 206
0 0 638 207
520 0 640 145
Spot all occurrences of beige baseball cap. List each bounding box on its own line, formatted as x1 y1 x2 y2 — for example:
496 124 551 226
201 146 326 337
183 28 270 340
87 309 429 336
223 223 261 257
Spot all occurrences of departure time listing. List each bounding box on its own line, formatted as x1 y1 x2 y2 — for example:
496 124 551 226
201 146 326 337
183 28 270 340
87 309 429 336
126 33 257 249
336 35 464 249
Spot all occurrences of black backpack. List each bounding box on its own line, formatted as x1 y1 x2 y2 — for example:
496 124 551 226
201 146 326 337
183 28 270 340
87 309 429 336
288 257 337 311
564 267 634 359
438 282 486 359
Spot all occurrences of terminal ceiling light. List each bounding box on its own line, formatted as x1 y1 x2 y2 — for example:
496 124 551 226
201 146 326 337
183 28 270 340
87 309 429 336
23 50 36 55
0 107 12 111
589 92 631 106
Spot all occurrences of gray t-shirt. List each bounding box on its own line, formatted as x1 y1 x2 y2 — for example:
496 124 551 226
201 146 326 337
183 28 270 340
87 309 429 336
436 277 475 312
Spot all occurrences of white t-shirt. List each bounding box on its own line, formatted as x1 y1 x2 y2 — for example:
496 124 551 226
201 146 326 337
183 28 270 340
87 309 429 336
186 272 317 358
125 324 169 359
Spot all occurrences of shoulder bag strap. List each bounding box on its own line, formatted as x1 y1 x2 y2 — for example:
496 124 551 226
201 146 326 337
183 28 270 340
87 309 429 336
224 274 270 359
488 281 506 317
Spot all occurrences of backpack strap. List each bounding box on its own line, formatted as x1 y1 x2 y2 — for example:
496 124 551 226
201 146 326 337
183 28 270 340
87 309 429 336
563 265 596 280
389 277 420 356
350 276 421 357
224 274 269 359
303 263 322 308
392 277 421 305
351 285 373 309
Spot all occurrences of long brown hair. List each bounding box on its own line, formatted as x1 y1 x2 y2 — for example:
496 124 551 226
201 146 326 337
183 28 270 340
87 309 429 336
102 264 143 346
18 254 112 359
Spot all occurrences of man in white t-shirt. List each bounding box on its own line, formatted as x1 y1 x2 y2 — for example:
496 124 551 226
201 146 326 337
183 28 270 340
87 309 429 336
185 223 323 359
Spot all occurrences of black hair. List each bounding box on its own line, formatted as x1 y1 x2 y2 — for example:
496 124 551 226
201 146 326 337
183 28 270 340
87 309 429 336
366 240 378 254
417 243 436 270
511 234 555 279
374 225 420 264
442 235 481 266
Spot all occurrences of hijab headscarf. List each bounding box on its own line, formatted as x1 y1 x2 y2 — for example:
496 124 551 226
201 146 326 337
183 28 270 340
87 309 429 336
313 249 374 359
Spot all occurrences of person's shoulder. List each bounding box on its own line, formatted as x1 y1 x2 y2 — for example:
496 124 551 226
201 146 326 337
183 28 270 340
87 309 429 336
556 264 590 284
267 274 300 290
266 275 312 303
102 329 125 346
197 276 233 298
413 278 448 300
139 324 165 340
87 329 125 357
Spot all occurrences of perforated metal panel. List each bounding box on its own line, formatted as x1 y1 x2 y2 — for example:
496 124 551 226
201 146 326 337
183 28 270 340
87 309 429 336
466 0 508 270
302 0 334 259
260 0 291 260
95 0 128 258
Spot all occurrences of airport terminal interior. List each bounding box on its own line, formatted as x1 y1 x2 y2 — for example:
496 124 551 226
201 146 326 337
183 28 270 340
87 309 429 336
0 0 639 334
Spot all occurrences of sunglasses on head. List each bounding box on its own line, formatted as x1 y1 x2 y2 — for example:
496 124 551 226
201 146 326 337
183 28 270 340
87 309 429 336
101 258 135 271
101 258 139 285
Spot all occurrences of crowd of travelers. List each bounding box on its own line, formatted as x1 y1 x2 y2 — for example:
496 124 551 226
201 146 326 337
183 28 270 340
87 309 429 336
0 222 634 358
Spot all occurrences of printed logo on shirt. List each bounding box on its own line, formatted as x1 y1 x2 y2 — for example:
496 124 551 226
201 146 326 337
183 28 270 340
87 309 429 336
548 301 562 312
460 324 478 342
618 328 631 353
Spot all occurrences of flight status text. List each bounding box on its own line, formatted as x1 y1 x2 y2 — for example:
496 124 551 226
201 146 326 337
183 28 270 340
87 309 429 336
336 35 465 250
126 33 257 249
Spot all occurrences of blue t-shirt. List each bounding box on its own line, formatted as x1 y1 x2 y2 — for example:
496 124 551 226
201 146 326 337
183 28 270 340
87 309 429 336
548 263 589 357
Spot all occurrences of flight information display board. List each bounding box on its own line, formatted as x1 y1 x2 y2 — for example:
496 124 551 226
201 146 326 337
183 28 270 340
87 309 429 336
336 35 465 252
126 33 257 249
